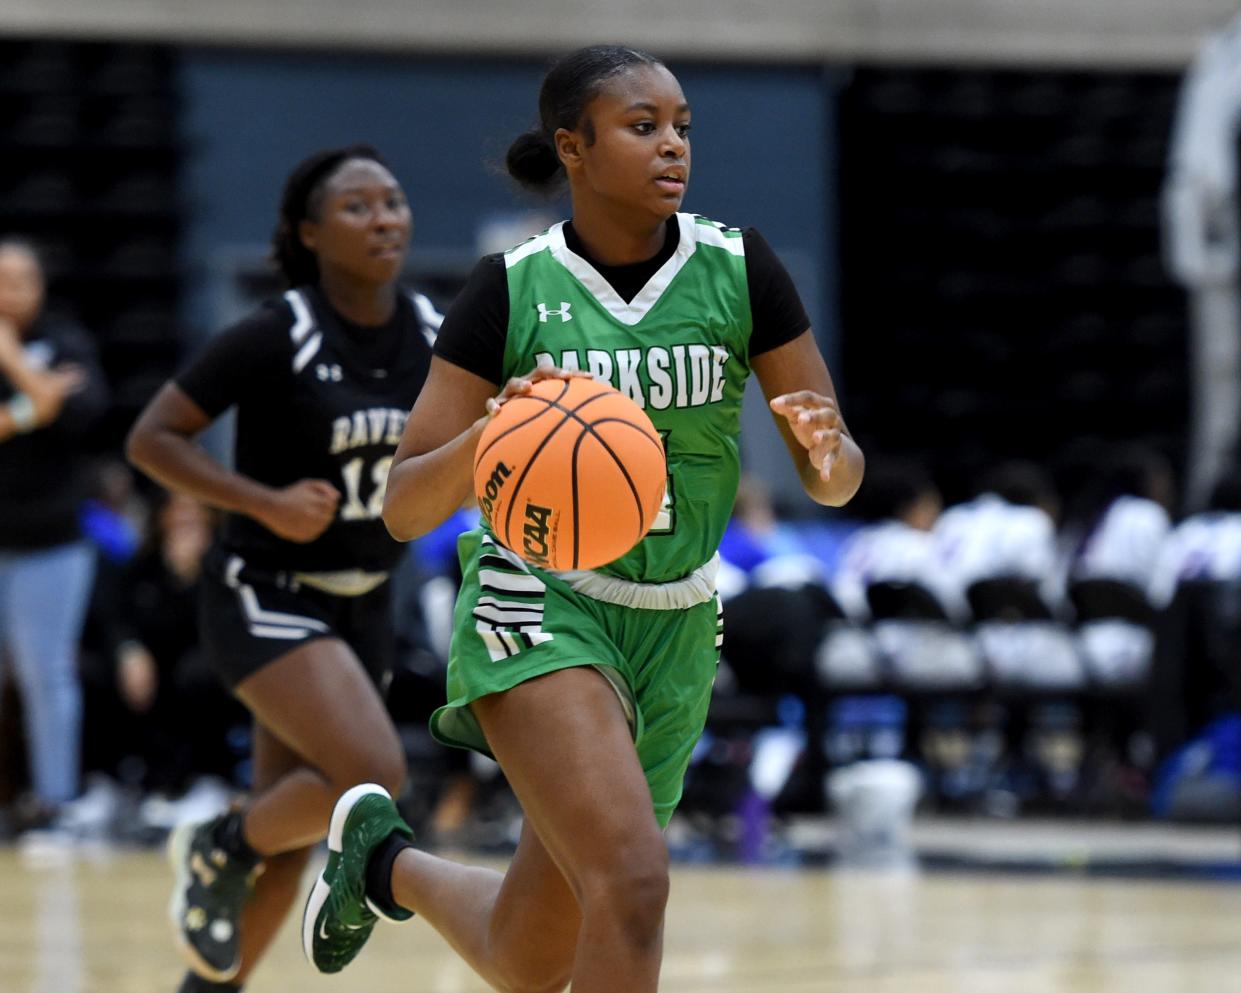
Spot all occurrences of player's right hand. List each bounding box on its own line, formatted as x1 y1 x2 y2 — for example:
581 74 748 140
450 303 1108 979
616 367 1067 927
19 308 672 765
259 478 341 542
485 365 593 416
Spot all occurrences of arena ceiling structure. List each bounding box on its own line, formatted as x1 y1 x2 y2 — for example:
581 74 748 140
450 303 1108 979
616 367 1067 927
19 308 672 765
2 0 1240 68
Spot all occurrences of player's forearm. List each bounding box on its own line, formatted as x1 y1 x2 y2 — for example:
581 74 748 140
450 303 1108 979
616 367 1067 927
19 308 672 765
800 434 865 507
383 418 486 541
126 424 276 522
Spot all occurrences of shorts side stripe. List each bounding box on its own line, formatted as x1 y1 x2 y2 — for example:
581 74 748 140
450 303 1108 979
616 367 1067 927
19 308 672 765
237 584 329 639
478 568 544 594
249 624 313 641
474 535 553 662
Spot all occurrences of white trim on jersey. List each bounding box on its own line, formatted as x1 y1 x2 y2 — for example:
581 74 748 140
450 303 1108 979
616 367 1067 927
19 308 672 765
505 231 555 269
691 216 746 256
549 215 695 326
283 288 324 373
409 291 443 346
509 213 745 327
284 289 316 344
292 332 324 373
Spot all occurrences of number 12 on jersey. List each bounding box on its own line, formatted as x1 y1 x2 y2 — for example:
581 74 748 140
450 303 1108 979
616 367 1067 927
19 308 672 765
339 455 393 521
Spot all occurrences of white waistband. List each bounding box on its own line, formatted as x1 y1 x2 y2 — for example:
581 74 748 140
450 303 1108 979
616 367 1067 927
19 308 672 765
553 553 719 611
292 568 389 597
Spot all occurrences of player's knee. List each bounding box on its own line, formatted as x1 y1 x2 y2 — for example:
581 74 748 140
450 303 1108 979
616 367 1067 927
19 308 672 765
609 862 670 948
580 840 670 946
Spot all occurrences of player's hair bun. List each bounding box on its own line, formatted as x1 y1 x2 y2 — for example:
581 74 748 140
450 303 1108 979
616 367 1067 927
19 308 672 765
505 129 564 193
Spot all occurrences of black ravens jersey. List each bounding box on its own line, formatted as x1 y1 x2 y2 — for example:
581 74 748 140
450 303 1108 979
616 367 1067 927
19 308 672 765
176 285 438 574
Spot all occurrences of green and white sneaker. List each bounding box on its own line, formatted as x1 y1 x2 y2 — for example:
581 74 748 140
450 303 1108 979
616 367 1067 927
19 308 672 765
167 814 262 982
302 784 414 974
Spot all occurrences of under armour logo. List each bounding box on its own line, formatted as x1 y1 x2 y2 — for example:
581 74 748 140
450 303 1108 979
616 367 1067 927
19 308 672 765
536 302 573 323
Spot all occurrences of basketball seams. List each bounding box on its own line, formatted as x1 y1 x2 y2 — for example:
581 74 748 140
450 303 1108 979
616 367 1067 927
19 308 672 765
570 430 582 569
498 387 620 546
582 417 664 457
574 426 647 540
473 378 572 468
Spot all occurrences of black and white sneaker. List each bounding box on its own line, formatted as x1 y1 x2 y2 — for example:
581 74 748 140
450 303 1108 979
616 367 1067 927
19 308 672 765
167 814 262 981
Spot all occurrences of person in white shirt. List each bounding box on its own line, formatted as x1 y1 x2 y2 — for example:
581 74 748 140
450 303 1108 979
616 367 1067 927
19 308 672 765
931 461 1061 620
831 459 945 620
1150 466 1241 608
1063 444 1174 590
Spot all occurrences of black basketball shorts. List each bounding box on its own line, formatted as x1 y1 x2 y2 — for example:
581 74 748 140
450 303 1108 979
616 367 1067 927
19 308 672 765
199 548 394 691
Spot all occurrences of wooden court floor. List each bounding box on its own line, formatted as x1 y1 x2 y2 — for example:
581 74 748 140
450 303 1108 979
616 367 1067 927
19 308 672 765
3 848 1241 993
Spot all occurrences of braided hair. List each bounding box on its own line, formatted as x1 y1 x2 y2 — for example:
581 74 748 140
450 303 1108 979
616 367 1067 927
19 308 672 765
506 45 663 194
270 144 388 288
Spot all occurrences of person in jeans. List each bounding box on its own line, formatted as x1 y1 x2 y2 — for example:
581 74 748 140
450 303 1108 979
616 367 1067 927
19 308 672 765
0 237 109 832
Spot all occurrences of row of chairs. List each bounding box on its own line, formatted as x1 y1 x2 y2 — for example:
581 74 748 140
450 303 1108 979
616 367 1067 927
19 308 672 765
776 576 1156 695
717 570 1241 758
704 575 1191 819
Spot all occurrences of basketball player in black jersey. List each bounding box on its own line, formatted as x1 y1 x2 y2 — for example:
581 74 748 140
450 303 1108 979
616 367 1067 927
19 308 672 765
126 145 438 993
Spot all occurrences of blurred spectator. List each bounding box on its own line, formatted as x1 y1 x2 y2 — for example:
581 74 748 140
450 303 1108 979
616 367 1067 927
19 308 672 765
79 459 149 567
831 458 947 620
0 238 108 832
82 493 245 812
718 473 804 574
1061 443 1173 590
932 460 1061 618
1148 464 1241 608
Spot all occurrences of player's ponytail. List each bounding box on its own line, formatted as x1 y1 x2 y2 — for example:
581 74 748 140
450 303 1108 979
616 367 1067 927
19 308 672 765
505 129 563 192
271 144 387 288
506 45 662 195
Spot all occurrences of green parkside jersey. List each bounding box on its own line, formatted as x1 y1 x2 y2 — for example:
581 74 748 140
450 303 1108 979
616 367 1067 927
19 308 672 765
502 213 752 583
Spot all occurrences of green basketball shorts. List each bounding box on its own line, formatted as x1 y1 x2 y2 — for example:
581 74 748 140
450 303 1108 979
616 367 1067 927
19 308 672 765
430 530 723 827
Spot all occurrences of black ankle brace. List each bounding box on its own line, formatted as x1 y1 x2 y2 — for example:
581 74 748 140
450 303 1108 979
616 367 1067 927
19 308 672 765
364 830 417 919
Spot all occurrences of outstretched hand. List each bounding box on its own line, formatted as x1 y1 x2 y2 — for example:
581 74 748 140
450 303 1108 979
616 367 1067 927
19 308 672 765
769 391 843 481
485 365 594 417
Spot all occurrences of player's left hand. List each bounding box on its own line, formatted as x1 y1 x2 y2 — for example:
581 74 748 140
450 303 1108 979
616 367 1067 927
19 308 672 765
770 391 842 481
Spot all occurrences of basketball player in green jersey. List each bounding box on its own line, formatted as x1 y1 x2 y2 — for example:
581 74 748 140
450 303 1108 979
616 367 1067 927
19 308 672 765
303 45 863 993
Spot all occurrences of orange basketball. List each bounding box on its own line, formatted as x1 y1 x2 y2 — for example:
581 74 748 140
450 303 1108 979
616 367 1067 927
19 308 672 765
473 377 667 571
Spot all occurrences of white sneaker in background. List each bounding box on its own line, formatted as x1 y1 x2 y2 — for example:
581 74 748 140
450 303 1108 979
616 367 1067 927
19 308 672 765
57 775 122 838
142 776 232 832
18 826 76 866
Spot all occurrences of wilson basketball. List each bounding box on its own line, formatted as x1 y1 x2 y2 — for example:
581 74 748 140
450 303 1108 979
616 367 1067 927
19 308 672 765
473 377 667 570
